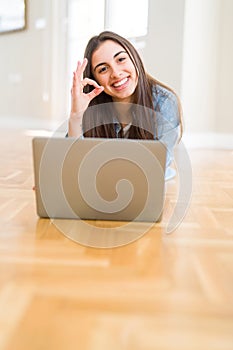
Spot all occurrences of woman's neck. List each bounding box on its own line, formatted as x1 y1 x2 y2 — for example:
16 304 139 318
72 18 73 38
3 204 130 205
113 102 132 127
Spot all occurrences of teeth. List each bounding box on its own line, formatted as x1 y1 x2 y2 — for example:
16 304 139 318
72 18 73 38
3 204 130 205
113 78 128 87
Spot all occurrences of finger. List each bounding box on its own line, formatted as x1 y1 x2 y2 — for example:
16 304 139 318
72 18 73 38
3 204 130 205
76 58 88 81
72 71 87 94
81 77 102 89
80 58 88 80
87 86 104 101
72 71 77 84
75 60 81 73
71 71 79 94
74 61 82 83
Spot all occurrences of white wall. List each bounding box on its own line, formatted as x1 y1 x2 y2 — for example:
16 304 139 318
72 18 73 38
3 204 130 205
143 0 185 94
0 0 68 128
181 0 233 147
181 0 221 133
217 0 233 134
0 0 232 146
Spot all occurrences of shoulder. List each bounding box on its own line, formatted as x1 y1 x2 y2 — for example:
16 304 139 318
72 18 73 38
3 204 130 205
152 83 178 108
151 83 180 128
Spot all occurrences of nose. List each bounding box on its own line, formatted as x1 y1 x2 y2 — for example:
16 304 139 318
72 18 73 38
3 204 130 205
110 64 122 79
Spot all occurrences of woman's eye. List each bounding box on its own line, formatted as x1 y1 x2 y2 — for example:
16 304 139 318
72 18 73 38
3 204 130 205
99 66 107 74
119 57 126 62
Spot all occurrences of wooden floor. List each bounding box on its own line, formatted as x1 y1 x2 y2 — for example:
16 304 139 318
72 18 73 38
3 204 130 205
0 128 233 350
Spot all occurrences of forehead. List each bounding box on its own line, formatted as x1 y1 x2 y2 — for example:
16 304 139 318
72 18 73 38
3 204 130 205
92 40 126 66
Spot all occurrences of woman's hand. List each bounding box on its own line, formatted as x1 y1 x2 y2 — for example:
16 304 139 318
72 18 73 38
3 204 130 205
68 58 104 137
70 58 104 117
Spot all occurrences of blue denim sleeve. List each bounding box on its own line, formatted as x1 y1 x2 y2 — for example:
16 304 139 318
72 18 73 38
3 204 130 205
153 86 181 169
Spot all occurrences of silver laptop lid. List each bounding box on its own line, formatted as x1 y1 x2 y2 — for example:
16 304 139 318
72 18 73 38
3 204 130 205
32 137 167 222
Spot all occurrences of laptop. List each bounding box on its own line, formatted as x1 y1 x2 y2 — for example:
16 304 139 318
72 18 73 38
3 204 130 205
32 137 167 222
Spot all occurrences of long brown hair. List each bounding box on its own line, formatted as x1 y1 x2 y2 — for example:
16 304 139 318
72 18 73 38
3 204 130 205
82 31 183 140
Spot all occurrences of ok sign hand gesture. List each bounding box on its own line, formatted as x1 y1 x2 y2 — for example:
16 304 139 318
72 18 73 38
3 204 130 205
69 58 104 137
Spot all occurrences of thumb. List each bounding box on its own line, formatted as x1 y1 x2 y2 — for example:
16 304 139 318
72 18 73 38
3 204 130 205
87 86 104 101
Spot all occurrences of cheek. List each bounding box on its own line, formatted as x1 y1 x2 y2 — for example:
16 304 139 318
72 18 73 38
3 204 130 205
132 65 138 78
128 63 138 80
95 75 108 87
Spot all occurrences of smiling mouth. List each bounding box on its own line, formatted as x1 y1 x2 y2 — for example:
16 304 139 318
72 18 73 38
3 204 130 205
112 77 129 88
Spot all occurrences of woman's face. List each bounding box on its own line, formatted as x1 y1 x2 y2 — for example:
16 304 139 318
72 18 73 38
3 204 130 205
91 40 138 103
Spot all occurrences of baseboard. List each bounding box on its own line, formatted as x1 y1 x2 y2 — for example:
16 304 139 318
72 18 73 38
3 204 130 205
182 132 233 149
1 117 233 150
0 116 66 131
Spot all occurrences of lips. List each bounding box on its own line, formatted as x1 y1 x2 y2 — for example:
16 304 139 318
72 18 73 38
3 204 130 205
112 77 129 88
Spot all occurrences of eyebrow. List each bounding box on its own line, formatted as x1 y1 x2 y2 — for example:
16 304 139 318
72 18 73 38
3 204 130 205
93 51 127 72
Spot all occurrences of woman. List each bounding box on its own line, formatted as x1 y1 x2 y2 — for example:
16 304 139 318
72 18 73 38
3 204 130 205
68 31 183 180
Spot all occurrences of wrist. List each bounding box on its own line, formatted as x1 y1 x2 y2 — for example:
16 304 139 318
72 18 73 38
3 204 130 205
68 114 83 137
69 112 83 121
